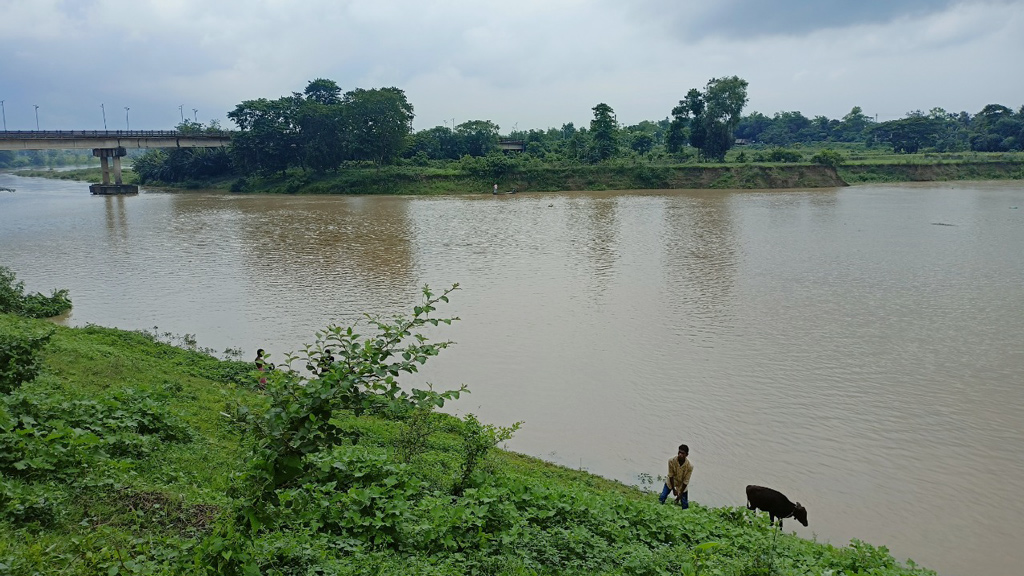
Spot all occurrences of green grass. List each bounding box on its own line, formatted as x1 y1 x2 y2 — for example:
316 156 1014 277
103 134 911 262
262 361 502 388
0 312 937 575
13 167 140 185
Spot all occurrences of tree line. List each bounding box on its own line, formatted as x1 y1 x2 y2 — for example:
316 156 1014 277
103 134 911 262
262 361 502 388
0 149 97 169
737 104 1024 154
126 76 1023 184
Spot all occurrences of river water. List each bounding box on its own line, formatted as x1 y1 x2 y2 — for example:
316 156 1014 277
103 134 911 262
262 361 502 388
1 173 1022 576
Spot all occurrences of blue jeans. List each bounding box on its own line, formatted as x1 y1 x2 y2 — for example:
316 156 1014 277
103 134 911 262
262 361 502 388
659 484 688 509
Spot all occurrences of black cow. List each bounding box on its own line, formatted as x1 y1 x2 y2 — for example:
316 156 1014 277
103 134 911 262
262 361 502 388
745 485 808 528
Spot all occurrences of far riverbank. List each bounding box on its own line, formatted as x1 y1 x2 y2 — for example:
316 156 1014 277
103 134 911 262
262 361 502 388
11 156 1023 194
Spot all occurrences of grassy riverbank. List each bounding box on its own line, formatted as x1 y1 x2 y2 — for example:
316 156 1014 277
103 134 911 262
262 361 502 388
13 151 1023 195
0 310 936 576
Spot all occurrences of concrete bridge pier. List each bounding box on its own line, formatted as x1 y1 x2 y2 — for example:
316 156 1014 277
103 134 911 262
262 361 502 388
90 147 138 195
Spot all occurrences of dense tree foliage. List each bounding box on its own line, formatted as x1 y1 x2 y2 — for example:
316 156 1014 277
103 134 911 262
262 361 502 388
126 75 1022 182
589 103 618 162
671 77 749 161
133 121 232 184
0 149 95 169
735 103 1022 154
341 87 415 165
224 80 416 175
456 120 500 157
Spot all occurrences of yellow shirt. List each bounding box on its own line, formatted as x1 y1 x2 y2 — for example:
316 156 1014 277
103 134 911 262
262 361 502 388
667 457 693 493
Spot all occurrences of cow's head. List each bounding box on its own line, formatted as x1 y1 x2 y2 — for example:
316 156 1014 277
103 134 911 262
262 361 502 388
792 502 808 527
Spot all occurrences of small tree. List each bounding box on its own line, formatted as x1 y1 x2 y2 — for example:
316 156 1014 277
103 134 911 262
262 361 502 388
234 284 467 524
453 413 521 495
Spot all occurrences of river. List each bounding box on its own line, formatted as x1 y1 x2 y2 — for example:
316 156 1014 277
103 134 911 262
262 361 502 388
1 173 1022 576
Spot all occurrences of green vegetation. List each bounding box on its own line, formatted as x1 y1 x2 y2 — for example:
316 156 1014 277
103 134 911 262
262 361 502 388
6 77 1023 194
107 75 1021 194
0 266 72 319
668 76 749 161
0 283 935 575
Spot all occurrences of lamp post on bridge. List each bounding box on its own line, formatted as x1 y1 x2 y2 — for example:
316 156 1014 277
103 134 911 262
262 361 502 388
34 105 39 130
125 107 130 131
1 100 6 132
101 103 107 130
179 104 184 123
192 108 198 122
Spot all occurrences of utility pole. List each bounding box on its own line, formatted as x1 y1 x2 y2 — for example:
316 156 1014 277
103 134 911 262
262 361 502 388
125 107 130 131
34 105 39 130
192 108 198 122
1 100 6 132
179 104 184 123
101 103 107 130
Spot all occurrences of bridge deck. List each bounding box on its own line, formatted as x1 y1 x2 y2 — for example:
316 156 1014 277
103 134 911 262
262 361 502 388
0 130 232 151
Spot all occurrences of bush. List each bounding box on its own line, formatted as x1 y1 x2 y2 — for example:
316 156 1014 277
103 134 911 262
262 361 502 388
811 148 846 167
766 148 804 163
0 327 53 393
0 387 194 480
0 267 72 319
0 477 67 525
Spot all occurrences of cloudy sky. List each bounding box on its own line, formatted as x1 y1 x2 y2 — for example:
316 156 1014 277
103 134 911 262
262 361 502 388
1 0 1022 133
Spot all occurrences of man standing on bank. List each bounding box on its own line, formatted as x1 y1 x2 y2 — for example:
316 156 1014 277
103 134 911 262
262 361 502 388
659 444 692 509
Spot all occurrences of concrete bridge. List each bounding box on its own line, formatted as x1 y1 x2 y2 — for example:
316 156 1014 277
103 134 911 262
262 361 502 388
0 130 231 195
498 139 525 152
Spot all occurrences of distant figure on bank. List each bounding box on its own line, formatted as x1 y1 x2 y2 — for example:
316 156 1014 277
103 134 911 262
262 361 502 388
659 444 692 509
745 485 807 528
493 183 499 194
255 348 268 387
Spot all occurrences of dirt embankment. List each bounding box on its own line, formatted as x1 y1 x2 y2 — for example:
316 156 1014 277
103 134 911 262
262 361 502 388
839 161 1024 184
496 164 848 193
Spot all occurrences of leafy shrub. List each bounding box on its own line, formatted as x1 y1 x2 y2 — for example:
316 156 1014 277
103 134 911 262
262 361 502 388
766 148 804 162
276 446 421 547
453 413 521 495
811 148 846 167
0 477 67 525
395 405 439 464
0 327 53 393
0 387 193 480
0 266 72 319
231 285 467 543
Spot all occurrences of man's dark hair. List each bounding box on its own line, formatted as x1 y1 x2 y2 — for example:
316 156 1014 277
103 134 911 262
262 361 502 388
678 444 689 454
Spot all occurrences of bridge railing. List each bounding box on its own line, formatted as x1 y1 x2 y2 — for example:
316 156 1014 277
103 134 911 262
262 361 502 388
0 130 233 139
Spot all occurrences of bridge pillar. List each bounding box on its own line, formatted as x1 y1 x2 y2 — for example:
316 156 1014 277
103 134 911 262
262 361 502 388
90 147 138 195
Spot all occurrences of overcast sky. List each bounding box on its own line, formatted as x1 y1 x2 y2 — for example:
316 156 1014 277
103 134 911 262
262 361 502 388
2 0 1022 133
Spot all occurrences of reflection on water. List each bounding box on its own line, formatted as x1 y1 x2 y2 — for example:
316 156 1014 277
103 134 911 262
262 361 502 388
2 173 1023 576
104 196 129 244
